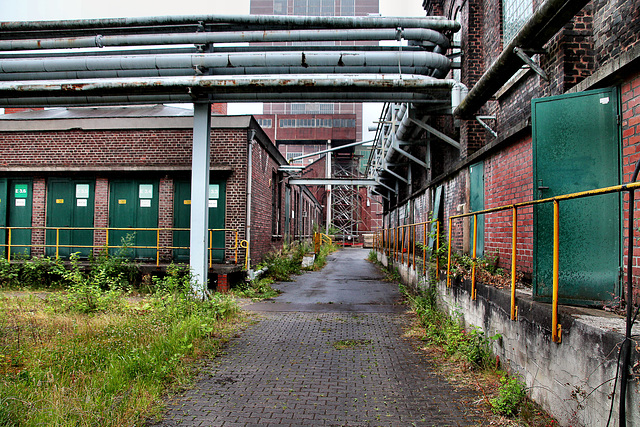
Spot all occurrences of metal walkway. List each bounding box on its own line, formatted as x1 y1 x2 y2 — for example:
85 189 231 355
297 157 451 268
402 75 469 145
152 248 483 426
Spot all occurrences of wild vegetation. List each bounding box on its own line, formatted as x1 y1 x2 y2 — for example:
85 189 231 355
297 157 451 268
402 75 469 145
235 238 337 300
369 250 557 426
0 243 244 427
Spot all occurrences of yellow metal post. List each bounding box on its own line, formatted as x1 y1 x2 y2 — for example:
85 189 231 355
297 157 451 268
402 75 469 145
156 229 161 267
552 200 561 343
423 222 427 274
436 220 440 275
511 207 518 320
412 225 416 270
471 214 477 300
56 228 60 259
7 228 11 262
447 218 452 287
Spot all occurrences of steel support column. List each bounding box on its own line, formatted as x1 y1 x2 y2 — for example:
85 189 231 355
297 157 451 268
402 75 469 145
190 101 211 296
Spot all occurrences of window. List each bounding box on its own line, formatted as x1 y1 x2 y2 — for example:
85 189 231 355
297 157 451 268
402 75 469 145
452 7 461 82
273 0 287 14
257 118 272 128
340 0 354 16
503 0 533 44
293 0 335 15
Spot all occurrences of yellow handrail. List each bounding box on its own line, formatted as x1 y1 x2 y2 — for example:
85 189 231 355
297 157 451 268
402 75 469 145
377 181 640 345
0 226 244 267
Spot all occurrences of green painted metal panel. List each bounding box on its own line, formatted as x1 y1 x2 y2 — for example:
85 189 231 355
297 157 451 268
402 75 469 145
0 178 6 252
469 161 485 258
533 87 621 305
109 180 159 259
173 179 227 263
8 179 32 256
45 179 95 258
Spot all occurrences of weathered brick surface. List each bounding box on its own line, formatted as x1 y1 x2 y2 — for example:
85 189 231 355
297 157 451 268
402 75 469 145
0 121 321 267
484 136 534 274
154 250 482 427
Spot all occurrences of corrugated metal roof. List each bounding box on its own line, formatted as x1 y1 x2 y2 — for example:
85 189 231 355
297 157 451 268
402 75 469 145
0 104 194 120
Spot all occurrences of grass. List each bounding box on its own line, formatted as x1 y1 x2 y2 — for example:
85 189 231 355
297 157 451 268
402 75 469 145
0 271 245 426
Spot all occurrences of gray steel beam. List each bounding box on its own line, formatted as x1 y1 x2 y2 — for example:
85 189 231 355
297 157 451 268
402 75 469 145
408 117 460 149
190 101 211 297
289 178 377 186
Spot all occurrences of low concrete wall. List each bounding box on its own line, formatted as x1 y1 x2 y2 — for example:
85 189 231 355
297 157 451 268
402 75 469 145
378 252 640 427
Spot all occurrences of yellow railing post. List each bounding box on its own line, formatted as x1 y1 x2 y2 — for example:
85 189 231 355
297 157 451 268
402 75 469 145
471 214 477 300
156 229 161 267
56 228 60 259
423 222 427 274
412 224 416 270
447 217 452 287
105 228 109 255
511 207 518 321
552 200 562 343
7 228 11 261
436 220 440 275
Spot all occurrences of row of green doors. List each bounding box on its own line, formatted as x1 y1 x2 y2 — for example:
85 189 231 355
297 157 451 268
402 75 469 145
0 178 226 262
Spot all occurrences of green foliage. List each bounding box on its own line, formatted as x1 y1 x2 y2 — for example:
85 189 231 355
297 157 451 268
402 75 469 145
234 277 281 300
490 375 527 417
404 283 499 370
311 241 337 270
367 250 379 263
50 253 126 314
0 272 241 426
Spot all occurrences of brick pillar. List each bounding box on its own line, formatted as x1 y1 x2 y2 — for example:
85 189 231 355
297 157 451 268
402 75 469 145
158 176 174 263
93 177 109 253
31 178 46 257
217 273 229 293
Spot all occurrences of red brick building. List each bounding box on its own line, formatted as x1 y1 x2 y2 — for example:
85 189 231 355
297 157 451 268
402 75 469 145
0 105 322 273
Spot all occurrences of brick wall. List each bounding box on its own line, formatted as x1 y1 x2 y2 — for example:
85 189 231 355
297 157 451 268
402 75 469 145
483 136 534 275
0 124 293 268
621 69 640 303
249 139 284 263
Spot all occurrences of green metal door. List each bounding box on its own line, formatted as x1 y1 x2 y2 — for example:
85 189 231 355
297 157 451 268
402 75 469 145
8 180 32 256
469 161 485 258
46 179 95 258
173 180 226 263
533 87 620 305
109 180 159 259
0 179 6 253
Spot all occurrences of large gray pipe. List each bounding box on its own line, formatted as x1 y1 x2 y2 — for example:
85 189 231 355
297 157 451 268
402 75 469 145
0 14 460 33
0 28 450 51
0 66 440 81
0 51 451 76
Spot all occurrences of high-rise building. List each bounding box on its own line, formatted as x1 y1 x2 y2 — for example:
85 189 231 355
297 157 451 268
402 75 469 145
250 0 383 239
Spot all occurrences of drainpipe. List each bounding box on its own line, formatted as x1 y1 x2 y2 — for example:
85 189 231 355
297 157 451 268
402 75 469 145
454 0 591 119
246 129 256 270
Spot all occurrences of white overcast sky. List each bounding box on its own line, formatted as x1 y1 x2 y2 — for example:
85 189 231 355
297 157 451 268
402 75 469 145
0 0 428 139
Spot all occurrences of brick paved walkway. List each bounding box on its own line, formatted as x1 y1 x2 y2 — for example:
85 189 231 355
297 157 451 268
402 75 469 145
153 249 483 426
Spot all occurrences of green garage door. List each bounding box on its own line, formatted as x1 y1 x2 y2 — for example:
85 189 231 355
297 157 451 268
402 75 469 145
173 180 226 263
4 180 32 257
109 180 159 259
469 161 485 258
46 178 95 258
533 87 621 306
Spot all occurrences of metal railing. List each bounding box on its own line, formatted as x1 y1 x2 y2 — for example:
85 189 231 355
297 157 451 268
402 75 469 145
375 181 640 345
313 232 333 254
0 226 248 268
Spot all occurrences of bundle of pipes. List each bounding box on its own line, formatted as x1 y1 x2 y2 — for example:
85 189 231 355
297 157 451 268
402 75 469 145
0 14 460 106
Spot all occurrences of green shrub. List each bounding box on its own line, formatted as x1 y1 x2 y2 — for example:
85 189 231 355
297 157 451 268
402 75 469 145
490 375 527 417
